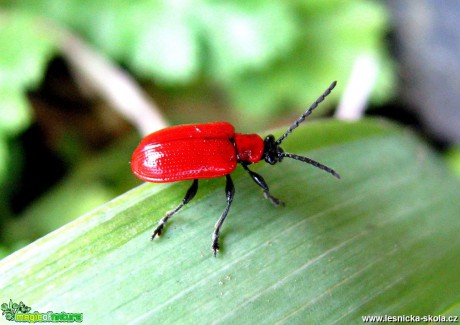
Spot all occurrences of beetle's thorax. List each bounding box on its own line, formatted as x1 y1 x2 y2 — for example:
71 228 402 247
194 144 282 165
262 135 284 165
233 133 265 164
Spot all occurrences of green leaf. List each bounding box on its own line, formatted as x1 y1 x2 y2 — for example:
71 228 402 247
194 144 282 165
1 119 459 323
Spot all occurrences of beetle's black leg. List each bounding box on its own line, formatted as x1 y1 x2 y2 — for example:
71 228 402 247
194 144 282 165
241 163 285 207
151 179 198 240
211 175 235 256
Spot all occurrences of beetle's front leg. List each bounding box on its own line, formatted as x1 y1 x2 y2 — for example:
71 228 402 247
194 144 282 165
241 163 285 207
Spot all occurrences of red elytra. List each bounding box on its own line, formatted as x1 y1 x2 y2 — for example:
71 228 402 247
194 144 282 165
131 122 264 183
131 81 340 256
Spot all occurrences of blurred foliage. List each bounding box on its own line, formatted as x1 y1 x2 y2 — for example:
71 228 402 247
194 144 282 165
4 0 393 114
0 13 55 134
2 134 142 251
446 147 460 178
0 12 56 186
0 245 8 259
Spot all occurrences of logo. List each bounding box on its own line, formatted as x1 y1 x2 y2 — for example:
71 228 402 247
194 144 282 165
1 300 83 323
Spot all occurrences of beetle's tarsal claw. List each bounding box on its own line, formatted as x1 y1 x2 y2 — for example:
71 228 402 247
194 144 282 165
151 225 164 240
263 191 285 207
212 241 220 257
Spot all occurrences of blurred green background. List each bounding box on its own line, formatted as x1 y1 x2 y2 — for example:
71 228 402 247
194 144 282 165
0 0 458 258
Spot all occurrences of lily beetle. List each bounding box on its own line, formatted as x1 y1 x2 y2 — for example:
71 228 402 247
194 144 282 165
131 81 340 255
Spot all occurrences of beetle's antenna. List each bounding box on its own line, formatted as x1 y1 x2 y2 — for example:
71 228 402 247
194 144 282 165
281 152 340 179
276 81 337 145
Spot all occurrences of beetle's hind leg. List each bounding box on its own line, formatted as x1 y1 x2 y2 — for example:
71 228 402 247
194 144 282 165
151 179 199 240
241 164 285 207
212 175 235 256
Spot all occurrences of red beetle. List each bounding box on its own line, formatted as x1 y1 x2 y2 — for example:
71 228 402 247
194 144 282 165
131 81 340 255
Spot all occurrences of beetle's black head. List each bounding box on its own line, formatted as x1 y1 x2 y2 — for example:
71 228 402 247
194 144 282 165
263 135 284 165
261 81 341 180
